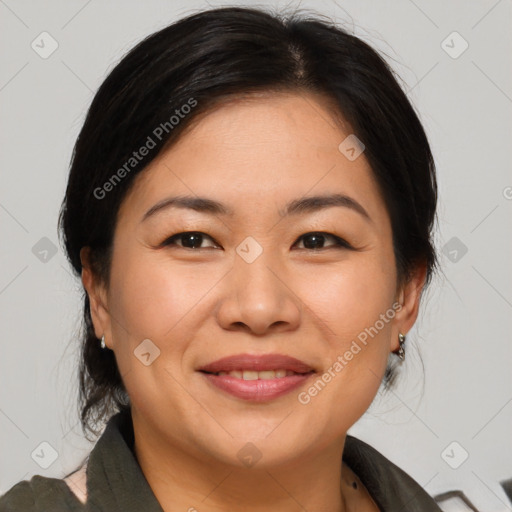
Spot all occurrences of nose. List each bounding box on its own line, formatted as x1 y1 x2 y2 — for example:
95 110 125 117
215 251 302 336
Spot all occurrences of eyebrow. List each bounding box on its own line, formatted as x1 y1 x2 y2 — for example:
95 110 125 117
141 193 372 223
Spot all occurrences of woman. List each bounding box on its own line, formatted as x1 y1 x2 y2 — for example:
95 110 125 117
0 6 441 511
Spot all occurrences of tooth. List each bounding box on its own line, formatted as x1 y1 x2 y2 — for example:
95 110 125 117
242 370 259 380
215 369 299 379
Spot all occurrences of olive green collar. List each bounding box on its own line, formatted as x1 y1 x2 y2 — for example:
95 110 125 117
84 408 441 511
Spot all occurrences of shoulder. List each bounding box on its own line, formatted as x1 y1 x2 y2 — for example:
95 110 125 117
344 435 443 511
0 474 84 512
0 479 36 512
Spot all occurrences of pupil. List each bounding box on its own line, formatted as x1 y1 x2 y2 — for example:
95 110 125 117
183 232 202 248
304 233 324 249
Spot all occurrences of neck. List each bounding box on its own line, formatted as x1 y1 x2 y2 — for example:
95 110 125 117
131 411 349 512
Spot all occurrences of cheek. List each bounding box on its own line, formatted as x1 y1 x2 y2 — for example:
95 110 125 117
108 247 225 343
301 253 396 331
295 251 396 400
106 250 210 407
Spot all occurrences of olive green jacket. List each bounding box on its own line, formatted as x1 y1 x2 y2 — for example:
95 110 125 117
0 409 442 511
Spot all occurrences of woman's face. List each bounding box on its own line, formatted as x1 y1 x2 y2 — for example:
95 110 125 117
83 92 423 468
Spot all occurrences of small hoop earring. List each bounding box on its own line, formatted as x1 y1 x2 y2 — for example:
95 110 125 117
100 335 106 349
397 332 405 360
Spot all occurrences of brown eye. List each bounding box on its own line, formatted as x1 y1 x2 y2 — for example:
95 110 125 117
162 231 218 249
160 231 352 251
295 232 352 250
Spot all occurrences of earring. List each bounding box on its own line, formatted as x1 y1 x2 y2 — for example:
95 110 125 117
100 335 106 349
397 332 405 360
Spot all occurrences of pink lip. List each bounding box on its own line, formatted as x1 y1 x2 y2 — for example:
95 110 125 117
201 372 314 402
197 353 315 402
197 353 314 374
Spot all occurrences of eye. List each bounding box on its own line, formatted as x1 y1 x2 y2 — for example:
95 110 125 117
161 231 219 250
294 232 353 250
160 231 353 251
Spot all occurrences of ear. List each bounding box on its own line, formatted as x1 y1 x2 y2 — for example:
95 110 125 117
390 262 428 353
80 247 112 348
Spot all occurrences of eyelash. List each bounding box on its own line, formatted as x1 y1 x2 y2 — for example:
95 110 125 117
160 231 354 251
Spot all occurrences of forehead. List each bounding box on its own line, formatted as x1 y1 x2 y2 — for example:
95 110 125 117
117 92 385 224
172 91 353 160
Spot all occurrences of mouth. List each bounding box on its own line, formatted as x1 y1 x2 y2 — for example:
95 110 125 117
200 369 313 379
197 353 316 402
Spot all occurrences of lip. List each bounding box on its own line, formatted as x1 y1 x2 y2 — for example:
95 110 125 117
197 353 315 374
200 372 315 402
197 353 316 402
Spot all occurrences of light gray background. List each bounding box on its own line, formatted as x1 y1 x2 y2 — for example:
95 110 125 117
1 1 511 510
